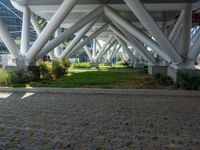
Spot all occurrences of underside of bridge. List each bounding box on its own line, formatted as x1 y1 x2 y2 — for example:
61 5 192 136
0 0 200 73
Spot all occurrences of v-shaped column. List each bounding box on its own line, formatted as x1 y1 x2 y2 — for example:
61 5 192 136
123 0 182 64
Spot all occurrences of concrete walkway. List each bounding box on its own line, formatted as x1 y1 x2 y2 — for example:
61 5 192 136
0 88 199 149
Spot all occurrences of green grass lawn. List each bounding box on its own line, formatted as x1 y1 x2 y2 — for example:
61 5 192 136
12 69 165 89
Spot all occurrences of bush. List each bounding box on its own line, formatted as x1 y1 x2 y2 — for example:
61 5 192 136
37 61 52 80
71 62 92 68
52 61 67 79
153 73 173 86
11 69 34 83
62 58 71 68
177 72 200 90
0 69 12 86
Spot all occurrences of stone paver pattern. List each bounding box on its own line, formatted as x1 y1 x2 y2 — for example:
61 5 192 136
0 92 200 150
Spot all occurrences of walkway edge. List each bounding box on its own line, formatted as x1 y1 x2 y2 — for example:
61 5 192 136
0 87 200 96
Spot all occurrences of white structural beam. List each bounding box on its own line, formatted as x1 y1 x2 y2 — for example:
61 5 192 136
84 46 93 61
114 35 136 61
0 19 21 58
66 24 108 58
123 0 182 64
20 7 30 54
93 38 97 58
54 28 61 57
169 10 184 44
30 12 42 36
96 39 118 62
37 6 104 60
188 31 200 60
59 18 98 60
111 45 121 60
181 3 192 57
25 0 78 64
108 42 118 61
96 38 102 50
109 24 156 64
104 6 170 63
95 35 114 61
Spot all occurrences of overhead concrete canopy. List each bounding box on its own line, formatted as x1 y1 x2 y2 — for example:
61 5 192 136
13 0 200 28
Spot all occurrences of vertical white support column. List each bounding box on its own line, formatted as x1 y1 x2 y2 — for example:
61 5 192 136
93 38 97 58
54 28 61 57
26 0 77 64
0 19 21 58
188 31 200 60
181 3 192 57
108 42 118 61
84 46 93 61
123 0 182 64
21 7 30 54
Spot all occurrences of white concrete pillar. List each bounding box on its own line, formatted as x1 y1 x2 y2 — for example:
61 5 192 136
105 6 169 63
96 39 117 62
84 46 93 61
95 35 114 61
59 18 97 60
110 24 156 64
96 38 102 50
54 28 61 57
26 0 78 64
0 19 21 58
188 30 200 60
181 3 192 57
114 36 136 62
92 38 97 57
30 12 42 36
20 7 30 54
37 6 104 60
111 45 121 60
169 10 184 44
123 0 182 64
108 42 118 61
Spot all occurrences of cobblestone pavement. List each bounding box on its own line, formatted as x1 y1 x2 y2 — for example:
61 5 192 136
0 92 200 150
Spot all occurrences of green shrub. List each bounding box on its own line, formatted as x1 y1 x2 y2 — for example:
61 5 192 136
0 69 12 86
52 61 67 79
37 61 52 80
11 69 34 83
71 62 92 68
177 72 200 90
153 73 173 86
62 58 71 68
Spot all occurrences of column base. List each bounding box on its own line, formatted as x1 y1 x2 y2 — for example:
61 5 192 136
148 65 168 76
167 67 200 82
104 62 112 66
134 63 144 69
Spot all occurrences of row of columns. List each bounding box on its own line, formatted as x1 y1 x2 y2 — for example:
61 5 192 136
0 0 199 69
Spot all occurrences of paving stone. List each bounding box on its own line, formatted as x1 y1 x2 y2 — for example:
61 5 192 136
0 92 199 149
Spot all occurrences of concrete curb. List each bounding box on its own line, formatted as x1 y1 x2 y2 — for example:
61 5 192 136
0 87 199 97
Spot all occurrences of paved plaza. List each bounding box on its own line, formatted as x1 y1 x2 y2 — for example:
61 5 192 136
0 90 200 150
